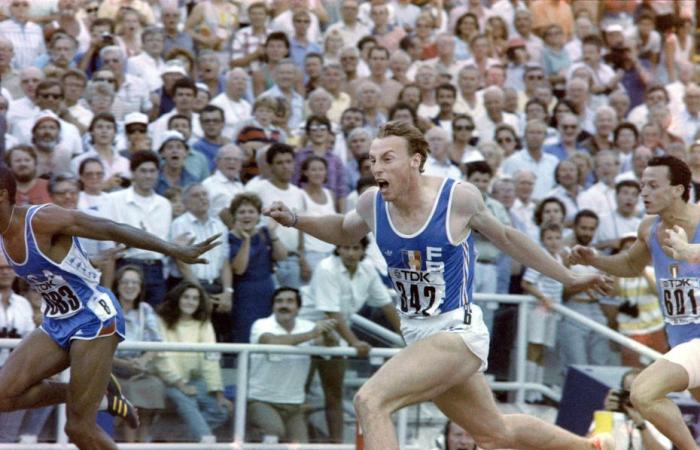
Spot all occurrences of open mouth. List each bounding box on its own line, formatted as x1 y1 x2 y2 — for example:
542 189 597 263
377 180 389 191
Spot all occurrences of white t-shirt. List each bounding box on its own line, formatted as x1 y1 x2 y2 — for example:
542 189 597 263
300 255 392 323
302 188 336 253
246 179 306 252
248 315 315 404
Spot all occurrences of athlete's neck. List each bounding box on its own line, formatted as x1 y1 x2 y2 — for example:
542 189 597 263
659 201 694 228
390 176 429 213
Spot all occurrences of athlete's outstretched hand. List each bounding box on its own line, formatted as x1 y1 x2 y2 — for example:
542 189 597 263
567 245 598 266
663 225 694 261
566 272 614 297
171 233 222 264
263 201 296 227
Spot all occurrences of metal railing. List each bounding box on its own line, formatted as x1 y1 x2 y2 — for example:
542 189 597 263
0 293 663 449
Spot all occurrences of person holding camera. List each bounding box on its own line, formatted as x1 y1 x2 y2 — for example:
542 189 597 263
612 234 668 367
593 369 671 450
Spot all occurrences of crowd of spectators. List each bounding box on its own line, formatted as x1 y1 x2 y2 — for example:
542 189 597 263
0 0 697 445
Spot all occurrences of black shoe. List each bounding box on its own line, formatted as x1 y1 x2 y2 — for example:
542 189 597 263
106 374 140 429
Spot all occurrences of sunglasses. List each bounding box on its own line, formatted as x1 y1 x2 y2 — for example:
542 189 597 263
527 75 544 80
127 127 148 134
496 137 514 144
94 77 116 83
39 93 62 99
86 7 98 13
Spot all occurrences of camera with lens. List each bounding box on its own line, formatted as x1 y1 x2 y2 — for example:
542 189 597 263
618 300 639 318
612 389 632 413
0 327 20 339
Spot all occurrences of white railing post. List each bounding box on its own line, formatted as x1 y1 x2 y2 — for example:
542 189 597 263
234 349 249 445
397 407 408 448
57 369 69 444
514 297 529 404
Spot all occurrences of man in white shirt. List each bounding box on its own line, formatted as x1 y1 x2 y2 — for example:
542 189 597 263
210 69 252 139
248 287 337 443
99 46 152 120
127 26 165 94
501 119 558 200
246 143 307 288
202 144 245 218
7 67 43 133
474 86 519 144
149 78 202 150
0 0 45 70
170 183 232 340
270 0 322 44
669 83 700 145
594 180 641 254
578 150 621 219
325 0 370 48
107 150 171 306
510 169 539 242
300 239 401 443
0 251 38 443
424 127 462 180
454 65 485 119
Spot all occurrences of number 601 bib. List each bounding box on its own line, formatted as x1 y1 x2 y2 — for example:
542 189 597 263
660 277 700 325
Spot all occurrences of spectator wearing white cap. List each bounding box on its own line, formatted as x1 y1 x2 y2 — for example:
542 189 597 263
154 60 187 118
120 112 151 157
211 69 253 139
155 130 199 196
127 26 166 94
30 111 75 177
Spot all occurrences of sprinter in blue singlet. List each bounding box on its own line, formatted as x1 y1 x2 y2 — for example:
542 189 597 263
265 120 615 450
570 155 700 450
0 166 220 450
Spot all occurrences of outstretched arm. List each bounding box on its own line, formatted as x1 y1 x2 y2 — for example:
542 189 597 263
39 206 220 264
461 184 610 292
569 217 653 277
263 188 375 246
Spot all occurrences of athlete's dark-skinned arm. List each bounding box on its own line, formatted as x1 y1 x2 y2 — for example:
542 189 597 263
463 184 608 291
263 188 374 246
39 206 220 264
569 217 653 277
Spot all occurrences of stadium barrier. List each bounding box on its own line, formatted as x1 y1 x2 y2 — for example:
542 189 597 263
0 293 664 449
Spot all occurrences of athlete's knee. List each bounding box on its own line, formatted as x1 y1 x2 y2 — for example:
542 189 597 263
472 426 512 450
353 385 388 418
65 418 96 443
630 375 658 412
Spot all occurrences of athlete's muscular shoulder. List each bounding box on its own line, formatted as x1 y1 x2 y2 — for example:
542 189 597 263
449 181 485 237
32 205 80 236
355 186 378 230
638 215 657 244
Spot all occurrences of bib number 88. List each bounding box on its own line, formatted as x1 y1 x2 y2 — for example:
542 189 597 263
396 281 436 315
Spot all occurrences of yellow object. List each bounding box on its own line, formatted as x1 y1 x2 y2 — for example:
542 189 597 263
593 410 614 434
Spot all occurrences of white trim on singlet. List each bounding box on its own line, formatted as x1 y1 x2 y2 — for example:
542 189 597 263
445 180 471 246
0 205 37 267
384 178 448 239
27 205 75 270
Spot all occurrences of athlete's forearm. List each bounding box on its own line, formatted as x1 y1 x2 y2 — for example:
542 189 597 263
294 214 363 246
589 251 645 277
69 214 177 258
499 227 573 285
